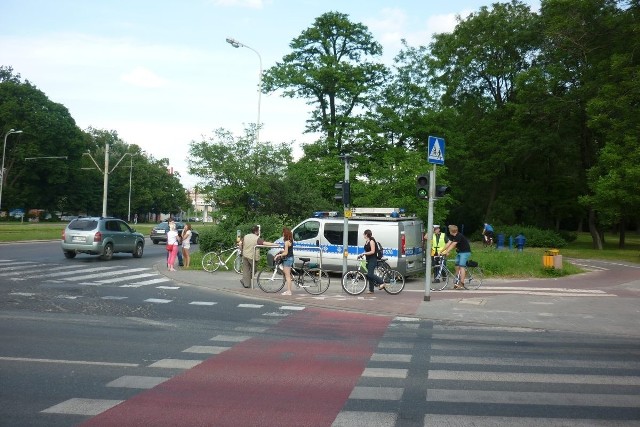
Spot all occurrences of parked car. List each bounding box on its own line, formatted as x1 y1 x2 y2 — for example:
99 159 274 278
61 217 145 260
150 221 199 245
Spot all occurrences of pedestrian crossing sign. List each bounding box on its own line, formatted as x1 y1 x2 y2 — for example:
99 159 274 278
428 136 445 165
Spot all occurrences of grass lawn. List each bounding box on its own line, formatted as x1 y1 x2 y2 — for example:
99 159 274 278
2 222 638 278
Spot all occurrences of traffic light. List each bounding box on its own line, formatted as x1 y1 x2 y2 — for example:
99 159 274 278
335 182 350 206
416 174 429 199
435 185 450 198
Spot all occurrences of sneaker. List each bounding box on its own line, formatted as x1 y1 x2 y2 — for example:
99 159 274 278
281 290 292 296
379 284 386 290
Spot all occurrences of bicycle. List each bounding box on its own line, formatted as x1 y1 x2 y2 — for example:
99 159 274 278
482 233 494 248
430 255 484 291
201 246 242 274
342 257 405 296
256 257 330 295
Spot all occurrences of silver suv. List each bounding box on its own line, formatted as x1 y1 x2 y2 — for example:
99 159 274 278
61 217 145 260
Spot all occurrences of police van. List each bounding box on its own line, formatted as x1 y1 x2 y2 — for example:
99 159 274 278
268 208 425 276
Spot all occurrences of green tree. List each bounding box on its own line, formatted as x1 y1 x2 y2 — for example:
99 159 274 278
0 66 87 216
188 127 292 221
261 11 387 153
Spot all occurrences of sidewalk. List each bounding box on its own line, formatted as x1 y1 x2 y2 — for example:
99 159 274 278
156 262 640 338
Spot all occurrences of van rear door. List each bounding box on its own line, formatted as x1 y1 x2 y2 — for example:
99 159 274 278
400 220 425 275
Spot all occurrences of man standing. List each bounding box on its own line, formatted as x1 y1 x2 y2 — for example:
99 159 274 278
441 224 471 289
240 225 276 288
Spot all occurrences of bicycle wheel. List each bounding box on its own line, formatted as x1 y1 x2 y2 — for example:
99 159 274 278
342 270 367 295
233 254 242 274
374 261 389 279
301 269 330 295
382 270 405 295
256 266 284 293
202 252 221 272
430 264 450 291
465 266 484 290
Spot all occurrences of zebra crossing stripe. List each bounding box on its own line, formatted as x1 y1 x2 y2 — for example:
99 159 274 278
20 266 121 279
120 278 171 287
64 268 152 282
427 370 640 385
96 273 157 284
427 389 640 408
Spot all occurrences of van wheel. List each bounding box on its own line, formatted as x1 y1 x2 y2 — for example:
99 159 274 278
101 243 114 260
63 251 76 259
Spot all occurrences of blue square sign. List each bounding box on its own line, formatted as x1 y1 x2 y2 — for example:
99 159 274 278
428 136 445 165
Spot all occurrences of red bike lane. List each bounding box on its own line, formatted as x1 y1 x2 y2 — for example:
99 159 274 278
80 308 391 427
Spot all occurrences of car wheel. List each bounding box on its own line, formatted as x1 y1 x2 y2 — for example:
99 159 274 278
132 241 144 258
192 235 199 244
101 243 114 260
63 251 76 259
152 240 159 245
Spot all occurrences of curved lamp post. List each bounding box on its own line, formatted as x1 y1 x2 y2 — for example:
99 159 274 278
0 129 23 212
226 37 262 144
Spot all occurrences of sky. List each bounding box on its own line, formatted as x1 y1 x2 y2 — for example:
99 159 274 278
1 0 539 189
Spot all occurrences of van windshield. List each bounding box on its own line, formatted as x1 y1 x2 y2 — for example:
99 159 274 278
293 221 320 241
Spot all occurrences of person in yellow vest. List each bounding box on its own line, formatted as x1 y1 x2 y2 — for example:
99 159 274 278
431 225 448 282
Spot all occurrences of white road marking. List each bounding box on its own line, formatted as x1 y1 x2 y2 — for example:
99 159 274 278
0 356 138 367
41 398 123 416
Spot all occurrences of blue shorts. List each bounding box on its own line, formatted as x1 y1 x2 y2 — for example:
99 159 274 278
455 252 471 267
281 257 294 267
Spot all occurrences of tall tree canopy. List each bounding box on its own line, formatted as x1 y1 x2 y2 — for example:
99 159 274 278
261 11 387 153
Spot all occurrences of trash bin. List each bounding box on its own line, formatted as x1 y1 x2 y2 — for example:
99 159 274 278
543 249 561 269
497 234 505 249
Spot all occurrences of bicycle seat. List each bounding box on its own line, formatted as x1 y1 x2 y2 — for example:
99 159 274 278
299 257 310 263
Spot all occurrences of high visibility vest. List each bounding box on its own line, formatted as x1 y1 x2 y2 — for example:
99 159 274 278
431 233 447 256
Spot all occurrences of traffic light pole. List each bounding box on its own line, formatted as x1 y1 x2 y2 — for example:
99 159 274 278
340 155 351 276
424 165 436 301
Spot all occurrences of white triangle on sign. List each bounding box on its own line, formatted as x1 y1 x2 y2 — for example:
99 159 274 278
429 140 443 160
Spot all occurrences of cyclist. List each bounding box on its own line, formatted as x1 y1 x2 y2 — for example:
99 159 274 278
431 224 448 282
357 229 385 294
482 223 494 246
274 227 294 296
441 224 472 289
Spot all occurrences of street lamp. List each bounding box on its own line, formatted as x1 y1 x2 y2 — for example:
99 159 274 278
226 37 262 144
0 129 23 213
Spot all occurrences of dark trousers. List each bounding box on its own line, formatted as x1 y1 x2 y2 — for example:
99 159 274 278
366 257 383 291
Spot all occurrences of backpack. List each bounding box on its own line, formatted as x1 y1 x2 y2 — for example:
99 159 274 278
375 240 384 259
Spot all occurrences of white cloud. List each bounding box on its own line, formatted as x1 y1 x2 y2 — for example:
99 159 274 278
121 66 168 88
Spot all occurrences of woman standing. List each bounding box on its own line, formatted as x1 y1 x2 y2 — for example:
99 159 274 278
166 222 179 271
181 224 192 268
274 227 294 296
357 229 384 294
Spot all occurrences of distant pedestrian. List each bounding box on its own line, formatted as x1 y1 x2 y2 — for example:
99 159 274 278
166 222 179 271
182 224 192 268
133 213 138 224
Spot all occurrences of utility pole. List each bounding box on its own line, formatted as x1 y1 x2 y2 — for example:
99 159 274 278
83 144 132 217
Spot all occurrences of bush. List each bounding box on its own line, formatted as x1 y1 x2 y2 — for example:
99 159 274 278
198 214 294 254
